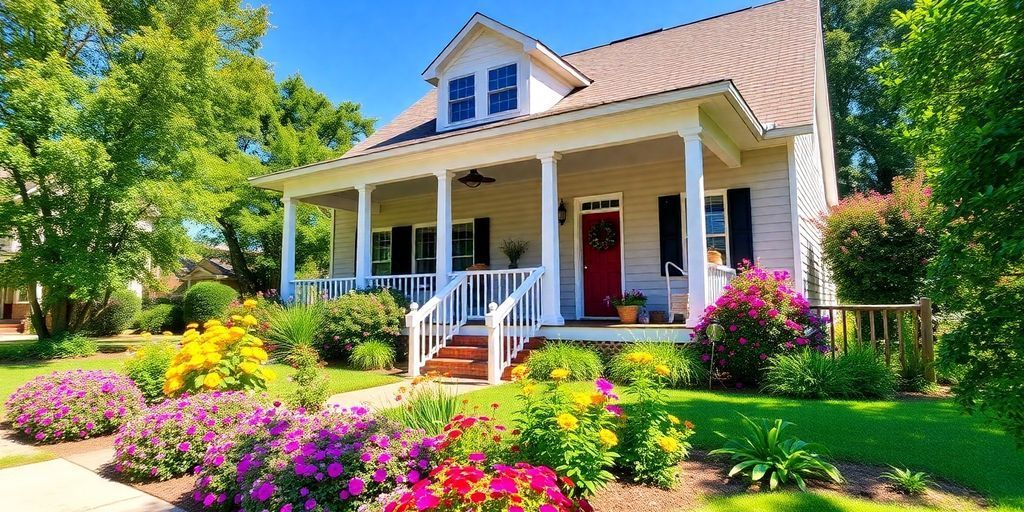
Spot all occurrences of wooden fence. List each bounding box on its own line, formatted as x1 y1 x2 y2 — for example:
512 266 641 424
809 298 935 382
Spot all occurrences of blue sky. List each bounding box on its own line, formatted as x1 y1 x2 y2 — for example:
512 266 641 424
258 0 772 127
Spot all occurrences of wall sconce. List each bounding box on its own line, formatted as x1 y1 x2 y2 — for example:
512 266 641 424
558 199 567 226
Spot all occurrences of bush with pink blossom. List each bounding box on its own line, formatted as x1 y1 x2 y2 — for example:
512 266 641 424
112 391 263 481
434 411 514 465
4 370 144 443
193 405 439 511
693 263 828 385
384 457 582 512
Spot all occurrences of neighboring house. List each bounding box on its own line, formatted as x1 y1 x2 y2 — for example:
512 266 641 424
252 0 838 380
151 257 240 298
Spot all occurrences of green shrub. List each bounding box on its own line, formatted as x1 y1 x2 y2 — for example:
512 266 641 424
350 339 396 370
383 377 460 435
763 347 895 400
710 415 843 491
286 345 330 412
136 304 182 333
123 341 175 403
30 333 98 359
524 343 603 381
880 466 932 495
182 282 238 324
607 342 706 387
317 288 407 361
841 345 896 398
264 303 323 358
85 289 142 336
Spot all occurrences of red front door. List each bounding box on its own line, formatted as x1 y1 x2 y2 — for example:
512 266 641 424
582 210 622 317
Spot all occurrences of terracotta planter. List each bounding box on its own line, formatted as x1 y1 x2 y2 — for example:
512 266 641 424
615 305 640 324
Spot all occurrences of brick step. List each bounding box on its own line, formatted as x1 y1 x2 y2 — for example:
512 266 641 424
448 335 544 349
436 346 536 363
0 323 22 334
423 358 488 379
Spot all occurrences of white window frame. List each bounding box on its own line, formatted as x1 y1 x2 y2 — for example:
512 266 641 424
680 189 731 267
411 219 475 274
370 228 392 276
486 62 518 115
447 72 476 124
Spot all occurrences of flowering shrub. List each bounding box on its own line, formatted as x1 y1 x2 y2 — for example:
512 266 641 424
435 411 513 465
693 264 828 385
605 289 647 307
817 173 936 304
194 406 439 511
385 458 580 512
5 370 144 443
163 313 276 397
512 366 618 498
123 341 176 403
615 351 694 487
317 288 408 361
112 391 261 481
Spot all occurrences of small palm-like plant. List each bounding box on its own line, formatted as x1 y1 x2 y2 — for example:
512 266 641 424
710 414 843 491
264 303 324 358
881 466 931 495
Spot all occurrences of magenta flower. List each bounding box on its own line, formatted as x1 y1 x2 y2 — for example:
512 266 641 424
348 477 365 495
255 482 275 501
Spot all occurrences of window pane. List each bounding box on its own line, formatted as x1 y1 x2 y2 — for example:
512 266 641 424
449 75 474 100
448 75 475 123
415 227 436 274
707 235 728 264
449 98 475 122
705 195 726 235
488 88 517 114
488 64 516 91
452 256 474 272
372 262 391 275
371 231 391 275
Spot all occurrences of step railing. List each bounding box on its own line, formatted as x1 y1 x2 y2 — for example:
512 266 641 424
292 278 357 304
405 273 469 377
454 268 534 318
368 273 436 306
484 267 545 384
706 264 737 306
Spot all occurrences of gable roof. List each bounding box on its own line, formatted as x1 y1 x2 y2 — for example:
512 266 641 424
309 0 820 167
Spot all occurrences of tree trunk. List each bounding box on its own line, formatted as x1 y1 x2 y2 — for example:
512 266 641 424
26 286 50 339
218 217 261 295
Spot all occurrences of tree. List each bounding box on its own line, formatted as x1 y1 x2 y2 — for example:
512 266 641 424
876 0 1024 444
0 0 271 338
198 75 374 295
823 0 915 194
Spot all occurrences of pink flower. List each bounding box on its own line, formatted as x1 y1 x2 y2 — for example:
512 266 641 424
738 337 748 345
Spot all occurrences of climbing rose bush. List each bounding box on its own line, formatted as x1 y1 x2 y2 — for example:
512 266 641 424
112 391 262 481
194 405 439 511
384 458 581 512
163 313 276 397
5 370 144 443
693 263 828 385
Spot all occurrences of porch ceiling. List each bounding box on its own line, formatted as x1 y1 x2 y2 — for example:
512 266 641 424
301 135 725 209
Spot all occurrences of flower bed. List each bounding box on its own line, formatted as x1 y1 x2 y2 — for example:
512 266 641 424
5 370 144 443
693 263 828 385
113 391 263 481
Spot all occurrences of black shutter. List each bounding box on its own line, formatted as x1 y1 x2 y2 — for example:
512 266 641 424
390 225 413 275
473 217 490 266
658 195 685 276
727 188 754 267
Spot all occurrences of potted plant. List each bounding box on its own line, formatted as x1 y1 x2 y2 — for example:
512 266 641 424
499 239 529 269
606 289 647 324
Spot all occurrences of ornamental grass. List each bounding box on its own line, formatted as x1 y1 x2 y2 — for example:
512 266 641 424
112 391 263 481
5 370 144 443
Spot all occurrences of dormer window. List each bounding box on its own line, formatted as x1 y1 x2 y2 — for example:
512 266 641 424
488 63 518 114
448 74 475 123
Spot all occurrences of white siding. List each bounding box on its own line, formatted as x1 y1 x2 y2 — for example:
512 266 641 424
529 60 572 113
435 31 526 132
792 133 836 304
331 146 795 319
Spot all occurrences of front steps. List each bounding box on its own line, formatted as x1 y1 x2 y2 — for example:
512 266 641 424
422 335 544 381
0 321 23 334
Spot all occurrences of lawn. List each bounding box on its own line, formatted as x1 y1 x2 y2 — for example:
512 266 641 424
461 383 1024 510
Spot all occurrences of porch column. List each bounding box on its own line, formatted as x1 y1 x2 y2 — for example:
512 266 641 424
434 170 453 290
280 196 297 301
355 184 375 288
681 129 708 325
538 152 564 325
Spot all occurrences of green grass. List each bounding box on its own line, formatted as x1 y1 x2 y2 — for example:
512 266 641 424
694 492 968 512
461 383 1024 509
263 363 402 398
0 451 55 469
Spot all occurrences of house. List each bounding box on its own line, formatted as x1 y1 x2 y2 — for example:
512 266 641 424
171 257 240 296
252 0 838 382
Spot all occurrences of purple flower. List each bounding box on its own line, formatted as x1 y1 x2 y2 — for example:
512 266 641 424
177 442 190 452
348 477 365 495
255 482 275 501
605 405 624 416
327 462 343 478
304 499 317 510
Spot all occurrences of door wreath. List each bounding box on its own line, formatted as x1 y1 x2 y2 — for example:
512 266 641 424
588 219 618 251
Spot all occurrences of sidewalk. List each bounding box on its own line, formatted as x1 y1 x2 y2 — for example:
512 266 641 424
326 376 492 410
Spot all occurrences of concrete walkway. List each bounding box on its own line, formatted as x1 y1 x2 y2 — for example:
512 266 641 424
326 376 492 410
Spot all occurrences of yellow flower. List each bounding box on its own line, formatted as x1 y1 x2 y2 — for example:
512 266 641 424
590 392 607 406
260 368 277 381
239 361 258 374
598 429 618 447
140 332 152 339
203 319 222 329
655 364 671 377
231 315 243 323
205 352 222 365
667 414 680 425
657 436 680 453
243 299 258 309
187 354 206 368
240 347 254 358
201 342 219 353
556 413 579 431
242 314 259 327
572 392 593 409
186 323 199 330
521 383 536 395
161 331 173 336
626 351 654 364
510 365 529 381
203 372 223 389
549 368 570 380
163 376 183 396
165 365 183 378
228 326 246 339
250 347 269 362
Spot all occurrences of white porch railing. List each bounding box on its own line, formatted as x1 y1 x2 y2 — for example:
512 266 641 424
484 267 545 383
369 273 436 306
706 264 737 306
293 278 357 304
406 273 470 377
454 268 534 318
